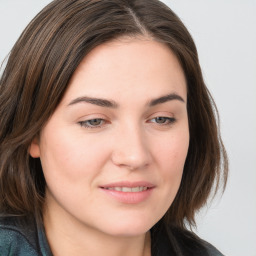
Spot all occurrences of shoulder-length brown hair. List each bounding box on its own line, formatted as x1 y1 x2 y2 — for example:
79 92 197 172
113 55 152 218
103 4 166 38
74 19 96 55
0 0 228 228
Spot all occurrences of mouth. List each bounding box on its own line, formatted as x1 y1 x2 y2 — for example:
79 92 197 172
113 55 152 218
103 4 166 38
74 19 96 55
103 186 148 192
99 182 155 204
100 181 154 192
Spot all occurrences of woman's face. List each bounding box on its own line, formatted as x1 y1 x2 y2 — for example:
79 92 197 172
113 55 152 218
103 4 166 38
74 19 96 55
30 37 189 237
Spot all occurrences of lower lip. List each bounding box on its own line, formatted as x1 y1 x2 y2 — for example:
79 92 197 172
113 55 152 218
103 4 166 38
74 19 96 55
100 188 154 204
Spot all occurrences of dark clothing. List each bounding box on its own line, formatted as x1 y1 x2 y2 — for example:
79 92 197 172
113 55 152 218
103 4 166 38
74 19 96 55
0 216 223 256
0 216 52 256
151 221 224 256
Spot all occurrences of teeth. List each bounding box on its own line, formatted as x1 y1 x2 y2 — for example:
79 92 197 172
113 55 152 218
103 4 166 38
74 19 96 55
106 186 147 192
122 187 131 192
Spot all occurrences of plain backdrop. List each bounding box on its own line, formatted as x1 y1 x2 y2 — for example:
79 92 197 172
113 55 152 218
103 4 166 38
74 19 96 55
0 1 255 256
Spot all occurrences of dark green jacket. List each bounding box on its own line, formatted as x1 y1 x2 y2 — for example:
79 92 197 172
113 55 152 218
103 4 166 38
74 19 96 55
0 216 224 256
0 216 51 256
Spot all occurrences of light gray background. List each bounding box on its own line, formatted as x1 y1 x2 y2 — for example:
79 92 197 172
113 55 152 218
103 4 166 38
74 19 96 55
0 1 255 256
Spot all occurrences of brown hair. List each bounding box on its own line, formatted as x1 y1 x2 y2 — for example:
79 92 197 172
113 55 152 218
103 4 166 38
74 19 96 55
0 0 228 228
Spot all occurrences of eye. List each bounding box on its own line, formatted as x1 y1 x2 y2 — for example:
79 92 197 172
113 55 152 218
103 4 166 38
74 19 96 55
78 118 105 128
150 116 176 125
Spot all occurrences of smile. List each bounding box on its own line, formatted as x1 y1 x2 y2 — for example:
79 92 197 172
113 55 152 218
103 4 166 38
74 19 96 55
104 186 148 192
100 182 154 204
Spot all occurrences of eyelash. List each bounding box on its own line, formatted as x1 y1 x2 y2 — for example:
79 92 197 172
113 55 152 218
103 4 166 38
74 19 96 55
78 119 106 129
149 116 176 125
78 116 176 129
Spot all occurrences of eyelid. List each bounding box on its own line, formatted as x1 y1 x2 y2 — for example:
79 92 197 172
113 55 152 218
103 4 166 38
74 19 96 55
146 111 174 120
78 118 108 129
77 114 110 129
148 116 176 125
146 112 176 125
76 113 108 122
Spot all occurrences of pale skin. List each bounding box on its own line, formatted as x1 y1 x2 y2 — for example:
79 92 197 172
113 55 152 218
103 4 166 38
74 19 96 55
30 37 189 256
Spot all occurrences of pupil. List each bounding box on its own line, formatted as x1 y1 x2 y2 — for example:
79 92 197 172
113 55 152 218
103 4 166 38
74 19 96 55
156 117 166 123
90 119 101 125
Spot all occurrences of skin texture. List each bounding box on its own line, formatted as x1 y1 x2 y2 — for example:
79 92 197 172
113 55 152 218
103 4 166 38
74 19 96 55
30 37 189 256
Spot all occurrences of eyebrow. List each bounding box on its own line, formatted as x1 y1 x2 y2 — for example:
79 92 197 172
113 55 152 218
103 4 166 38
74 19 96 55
149 93 185 106
67 93 185 108
68 96 118 108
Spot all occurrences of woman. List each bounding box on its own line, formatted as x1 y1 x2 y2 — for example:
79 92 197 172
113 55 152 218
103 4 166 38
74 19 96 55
0 0 228 255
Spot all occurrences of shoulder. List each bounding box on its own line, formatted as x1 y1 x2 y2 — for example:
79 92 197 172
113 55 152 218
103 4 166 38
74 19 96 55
172 225 224 256
0 215 40 255
203 241 224 256
151 222 224 256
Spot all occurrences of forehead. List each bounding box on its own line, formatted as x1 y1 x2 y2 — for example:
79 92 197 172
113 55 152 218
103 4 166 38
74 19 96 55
61 37 187 105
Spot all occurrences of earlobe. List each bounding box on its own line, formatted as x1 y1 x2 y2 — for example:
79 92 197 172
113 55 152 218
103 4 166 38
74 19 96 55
29 137 40 158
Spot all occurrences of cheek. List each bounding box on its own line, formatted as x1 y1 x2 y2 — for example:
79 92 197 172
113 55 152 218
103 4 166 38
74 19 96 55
38 128 110 213
39 127 109 184
157 130 189 169
155 129 189 192
146 130 189 221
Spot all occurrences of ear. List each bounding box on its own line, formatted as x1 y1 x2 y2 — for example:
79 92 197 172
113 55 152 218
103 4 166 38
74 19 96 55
29 137 40 158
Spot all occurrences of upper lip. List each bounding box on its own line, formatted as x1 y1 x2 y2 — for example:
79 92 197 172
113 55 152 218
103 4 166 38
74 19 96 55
100 181 155 189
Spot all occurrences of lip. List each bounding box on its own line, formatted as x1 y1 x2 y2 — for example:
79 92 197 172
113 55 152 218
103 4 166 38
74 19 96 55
99 181 155 204
100 181 155 189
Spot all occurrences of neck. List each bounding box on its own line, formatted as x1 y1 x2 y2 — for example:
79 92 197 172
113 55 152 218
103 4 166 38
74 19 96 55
43 198 151 256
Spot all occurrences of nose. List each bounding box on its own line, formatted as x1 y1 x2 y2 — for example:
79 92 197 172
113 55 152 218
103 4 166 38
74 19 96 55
111 124 152 170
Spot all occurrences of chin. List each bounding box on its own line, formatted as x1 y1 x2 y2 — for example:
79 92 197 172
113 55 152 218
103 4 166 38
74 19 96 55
100 218 156 237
